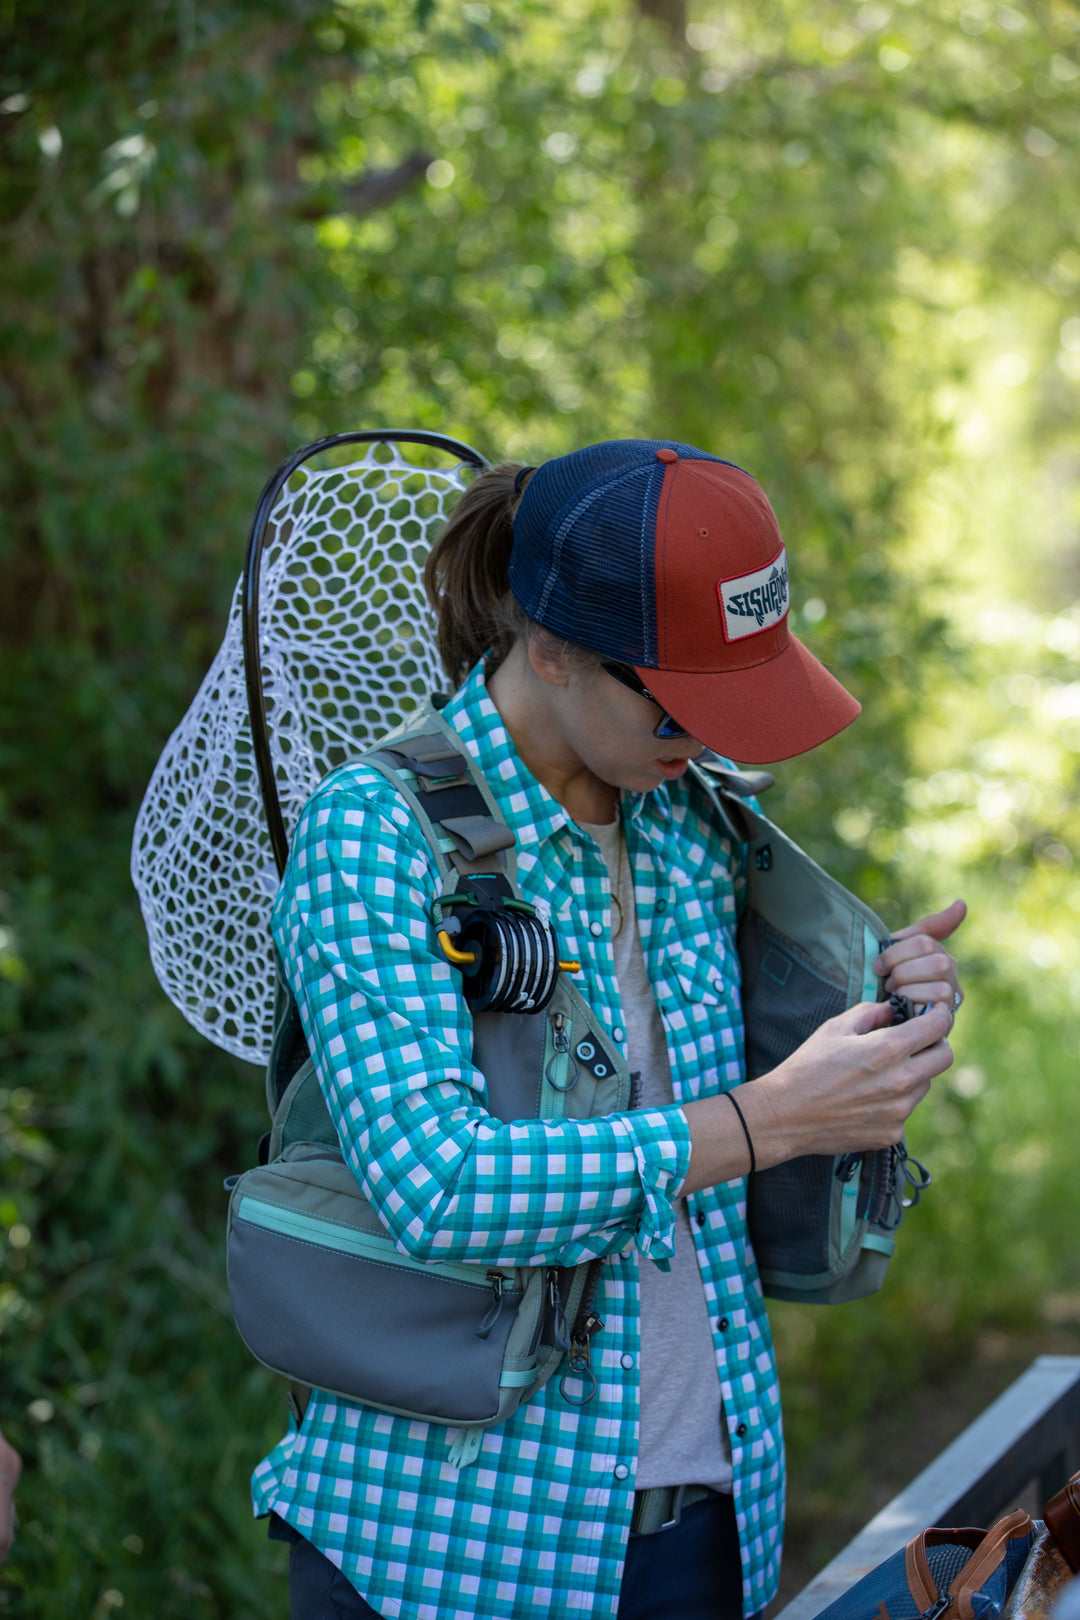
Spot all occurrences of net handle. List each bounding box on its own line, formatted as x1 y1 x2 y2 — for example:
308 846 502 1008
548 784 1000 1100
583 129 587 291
242 429 489 876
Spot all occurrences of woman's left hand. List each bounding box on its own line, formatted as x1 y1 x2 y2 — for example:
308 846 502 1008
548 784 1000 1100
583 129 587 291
874 898 967 1014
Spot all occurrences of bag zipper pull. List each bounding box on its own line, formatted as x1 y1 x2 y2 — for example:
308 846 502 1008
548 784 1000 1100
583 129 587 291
545 1010 579 1093
546 1268 569 1350
560 1312 604 1406
475 1272 506 1340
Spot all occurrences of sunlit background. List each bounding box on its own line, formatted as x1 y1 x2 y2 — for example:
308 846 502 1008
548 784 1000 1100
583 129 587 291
2 2 1079 1613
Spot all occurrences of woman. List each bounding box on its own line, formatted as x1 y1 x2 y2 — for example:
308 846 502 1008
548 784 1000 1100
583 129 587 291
254 439 963 1620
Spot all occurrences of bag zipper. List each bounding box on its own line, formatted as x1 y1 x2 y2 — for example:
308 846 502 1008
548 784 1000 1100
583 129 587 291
559 1258 605 1406
545 1008 579 1096
235 1193 516 1295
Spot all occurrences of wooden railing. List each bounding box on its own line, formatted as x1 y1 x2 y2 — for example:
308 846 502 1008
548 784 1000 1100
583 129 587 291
776 1355 1080 1620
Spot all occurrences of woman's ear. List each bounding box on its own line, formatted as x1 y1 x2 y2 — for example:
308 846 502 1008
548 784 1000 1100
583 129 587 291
526 629 572 688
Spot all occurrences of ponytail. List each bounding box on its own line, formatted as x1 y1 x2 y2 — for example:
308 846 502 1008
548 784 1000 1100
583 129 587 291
424 462 533 687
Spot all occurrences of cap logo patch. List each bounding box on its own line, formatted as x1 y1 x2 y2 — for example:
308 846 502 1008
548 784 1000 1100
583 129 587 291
717 547 789 642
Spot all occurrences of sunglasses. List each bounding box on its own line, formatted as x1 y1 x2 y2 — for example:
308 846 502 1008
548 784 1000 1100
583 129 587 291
600 662 690 740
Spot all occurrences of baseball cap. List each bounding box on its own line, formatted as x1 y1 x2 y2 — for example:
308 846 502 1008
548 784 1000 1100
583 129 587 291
508 438 860 763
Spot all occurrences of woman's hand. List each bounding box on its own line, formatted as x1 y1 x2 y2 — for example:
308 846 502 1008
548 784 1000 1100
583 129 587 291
747 997 954 1166
682 997 955 1193
875 898 967 1012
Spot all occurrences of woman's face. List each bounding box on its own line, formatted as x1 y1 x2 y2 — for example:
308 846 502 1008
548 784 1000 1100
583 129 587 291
550 659 706 796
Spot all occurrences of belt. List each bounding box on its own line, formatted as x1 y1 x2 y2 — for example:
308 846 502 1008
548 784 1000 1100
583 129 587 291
630 1483 717 1536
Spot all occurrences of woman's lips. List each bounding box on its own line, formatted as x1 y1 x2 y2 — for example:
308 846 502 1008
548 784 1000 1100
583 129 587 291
655 758 690 779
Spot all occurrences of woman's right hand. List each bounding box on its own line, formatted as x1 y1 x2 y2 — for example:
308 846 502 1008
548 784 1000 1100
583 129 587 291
751 998 954 1163
681 999 954 1194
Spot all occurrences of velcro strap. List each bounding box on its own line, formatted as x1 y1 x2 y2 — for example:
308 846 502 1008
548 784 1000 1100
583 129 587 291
374 731 468 778
419 783 490 824
441 816 516 862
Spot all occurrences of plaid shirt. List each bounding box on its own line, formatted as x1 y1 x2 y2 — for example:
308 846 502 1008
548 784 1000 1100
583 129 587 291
253 664 785 1619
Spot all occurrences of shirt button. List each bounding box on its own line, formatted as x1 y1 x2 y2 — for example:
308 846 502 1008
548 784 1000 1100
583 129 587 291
655 898 667 914
620 1353 635 1370
717 1317 730 1332
612 1026 625 1043
590 920 604 938
695 1210 706 1227
614 1463 631 1481
735 1423 748 1439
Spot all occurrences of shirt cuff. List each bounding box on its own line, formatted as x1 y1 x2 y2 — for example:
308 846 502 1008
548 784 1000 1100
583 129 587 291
629 1104 693 1269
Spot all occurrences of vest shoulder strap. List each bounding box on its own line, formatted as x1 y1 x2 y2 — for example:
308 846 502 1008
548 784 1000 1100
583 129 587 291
363 701 517 883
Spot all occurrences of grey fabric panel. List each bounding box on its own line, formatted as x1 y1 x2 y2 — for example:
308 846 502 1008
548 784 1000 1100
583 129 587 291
739 802 886 1002
690 763 890 1002
238 1156 385 1229
763 1245 890 1305
441 815 516 861
473 979 631 1125
555 978 630 1119
228 1216 520 1423
740 908 852 1286
473 1007 546 1122
271 1060 339 1158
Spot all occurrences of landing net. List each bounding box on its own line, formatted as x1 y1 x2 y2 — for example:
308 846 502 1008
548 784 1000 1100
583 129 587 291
131 440 479 1064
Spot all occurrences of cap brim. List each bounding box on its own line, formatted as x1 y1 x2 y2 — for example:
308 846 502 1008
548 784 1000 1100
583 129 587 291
635 634 860 764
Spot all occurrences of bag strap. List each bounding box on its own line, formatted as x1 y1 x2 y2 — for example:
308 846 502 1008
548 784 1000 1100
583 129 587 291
906 1511 1035 1620
687 754 891 1007
365 707 517 880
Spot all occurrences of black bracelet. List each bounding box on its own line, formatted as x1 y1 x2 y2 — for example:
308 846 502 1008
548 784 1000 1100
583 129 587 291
726 1089 756 1175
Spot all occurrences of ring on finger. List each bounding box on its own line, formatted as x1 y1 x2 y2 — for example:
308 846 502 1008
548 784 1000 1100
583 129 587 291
952 990 962 1011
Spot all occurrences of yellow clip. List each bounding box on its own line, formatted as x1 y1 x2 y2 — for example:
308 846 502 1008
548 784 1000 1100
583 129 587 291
437 929 477 966
558 959 581 974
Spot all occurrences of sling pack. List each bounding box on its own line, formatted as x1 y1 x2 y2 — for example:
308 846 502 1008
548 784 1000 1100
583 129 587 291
691 754 930 1305
226 706 632 1455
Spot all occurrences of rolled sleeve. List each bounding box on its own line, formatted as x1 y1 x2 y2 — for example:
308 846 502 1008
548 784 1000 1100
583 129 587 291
629 1106 692 1268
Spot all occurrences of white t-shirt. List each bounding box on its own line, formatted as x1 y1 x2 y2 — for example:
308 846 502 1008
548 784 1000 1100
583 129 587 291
579 811 733 1494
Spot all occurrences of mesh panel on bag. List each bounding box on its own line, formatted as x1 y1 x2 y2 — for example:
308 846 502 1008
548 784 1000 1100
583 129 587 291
926 1542 977 1595
738 909 846 1078
509 439 737 664
740 909 848 1276
749 1155 837 1275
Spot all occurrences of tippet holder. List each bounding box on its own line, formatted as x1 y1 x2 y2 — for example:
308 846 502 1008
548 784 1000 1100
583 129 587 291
433 875 578 1014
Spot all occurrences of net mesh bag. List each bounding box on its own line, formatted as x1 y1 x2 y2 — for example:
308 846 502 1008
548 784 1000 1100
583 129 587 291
131 439 482 1064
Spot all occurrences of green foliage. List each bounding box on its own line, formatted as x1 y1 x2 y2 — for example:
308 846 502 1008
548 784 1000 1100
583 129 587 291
2 0 1080 1611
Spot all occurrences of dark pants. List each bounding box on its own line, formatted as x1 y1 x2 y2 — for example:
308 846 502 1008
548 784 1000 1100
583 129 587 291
270 1492 748 1620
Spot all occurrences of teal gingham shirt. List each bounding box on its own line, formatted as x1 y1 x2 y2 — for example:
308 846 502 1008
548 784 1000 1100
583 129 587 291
253 663 785 1619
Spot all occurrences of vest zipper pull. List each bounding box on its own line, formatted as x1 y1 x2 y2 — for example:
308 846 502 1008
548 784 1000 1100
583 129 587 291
545 1011 579 1093
560 1312 604 1406
546 1268 569 1350
475 1272 506 1339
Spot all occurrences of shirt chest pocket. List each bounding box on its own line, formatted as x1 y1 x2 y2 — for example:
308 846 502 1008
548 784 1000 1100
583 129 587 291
658 934 739 1011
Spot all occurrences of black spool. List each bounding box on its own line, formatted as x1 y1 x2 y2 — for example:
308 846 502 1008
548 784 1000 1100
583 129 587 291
455 907 560 1014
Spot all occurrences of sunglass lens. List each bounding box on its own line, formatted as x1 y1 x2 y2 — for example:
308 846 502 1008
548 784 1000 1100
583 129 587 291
655 712 690 740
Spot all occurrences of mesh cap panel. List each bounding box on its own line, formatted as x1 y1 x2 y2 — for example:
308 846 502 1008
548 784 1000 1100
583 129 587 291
510 439 733 663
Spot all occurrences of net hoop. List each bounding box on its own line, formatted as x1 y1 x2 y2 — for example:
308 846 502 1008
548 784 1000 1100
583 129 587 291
131 430 488 1063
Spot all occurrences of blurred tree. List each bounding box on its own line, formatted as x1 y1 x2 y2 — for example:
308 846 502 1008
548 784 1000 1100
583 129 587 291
2 0 1080 1612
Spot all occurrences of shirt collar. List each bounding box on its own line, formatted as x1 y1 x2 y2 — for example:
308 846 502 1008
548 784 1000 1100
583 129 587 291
440 662 572 850
439 661 677 844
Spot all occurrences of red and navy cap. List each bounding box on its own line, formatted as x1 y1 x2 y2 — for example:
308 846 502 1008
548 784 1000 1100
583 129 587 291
509 438 860 763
